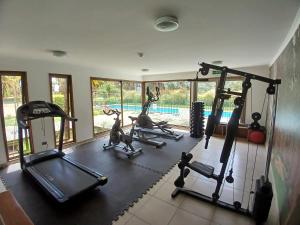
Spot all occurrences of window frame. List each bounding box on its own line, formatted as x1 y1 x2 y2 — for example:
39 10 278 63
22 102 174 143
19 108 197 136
143 79 192 128
90 77 142 137
0 71 33 161
211 76 246 124
121 80 143 127
49 73 76 147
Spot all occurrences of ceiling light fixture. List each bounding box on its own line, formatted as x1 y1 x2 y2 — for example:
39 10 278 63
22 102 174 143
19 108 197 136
137 52 144 57
51 50 67 57
154 16 179 32
212 60 223 65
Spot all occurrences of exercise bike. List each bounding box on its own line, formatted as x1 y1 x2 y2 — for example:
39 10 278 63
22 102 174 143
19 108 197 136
132 86 183 141
103 108 142 158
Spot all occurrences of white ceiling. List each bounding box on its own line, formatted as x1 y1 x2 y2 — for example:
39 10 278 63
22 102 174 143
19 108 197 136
0 0 299 76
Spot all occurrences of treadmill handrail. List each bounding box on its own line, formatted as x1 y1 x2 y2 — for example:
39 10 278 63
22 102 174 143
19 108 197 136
17 100 77 166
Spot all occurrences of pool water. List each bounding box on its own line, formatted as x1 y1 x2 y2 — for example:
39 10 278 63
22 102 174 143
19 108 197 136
108 104 233 119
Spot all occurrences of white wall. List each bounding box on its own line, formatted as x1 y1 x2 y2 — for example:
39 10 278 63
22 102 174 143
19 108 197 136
270 7 300 66
142 65 271 125
0 56 140 165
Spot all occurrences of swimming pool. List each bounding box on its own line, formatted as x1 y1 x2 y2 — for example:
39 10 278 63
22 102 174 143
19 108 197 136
108 104 233 119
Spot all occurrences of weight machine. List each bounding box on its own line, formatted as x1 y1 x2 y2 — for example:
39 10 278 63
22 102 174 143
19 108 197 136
172 62 281 223
131 86 183 143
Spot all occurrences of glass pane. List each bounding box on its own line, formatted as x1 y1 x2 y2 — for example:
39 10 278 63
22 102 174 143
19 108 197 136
122 82 142 126
51 76 74 145
197 81 216 127
223 80 243 122
1 75 31 160
145 81 190 126
91 80 121 134
197 81 216 115
224 80 243 92
197 80 244 123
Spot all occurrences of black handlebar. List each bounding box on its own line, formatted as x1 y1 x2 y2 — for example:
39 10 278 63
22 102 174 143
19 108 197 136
17 101 77 129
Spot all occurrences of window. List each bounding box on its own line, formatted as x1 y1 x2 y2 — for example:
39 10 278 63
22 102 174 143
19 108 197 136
0 72 32 161
91 79 121 135
197 81 216 117
145 81 191 126
122 81 142 126
196 79 244 123
49 74 75 146
223 79 243 123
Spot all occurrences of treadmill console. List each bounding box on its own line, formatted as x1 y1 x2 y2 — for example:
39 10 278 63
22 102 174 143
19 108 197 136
16 100 68 126
29 102 52 115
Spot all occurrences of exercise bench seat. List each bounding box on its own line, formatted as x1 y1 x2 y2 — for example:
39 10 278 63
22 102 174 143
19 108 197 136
190 161 215 178
0 191 34 225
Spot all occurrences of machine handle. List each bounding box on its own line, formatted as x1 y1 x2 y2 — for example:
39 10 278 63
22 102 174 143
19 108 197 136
18 120 30 129
66 116 78 122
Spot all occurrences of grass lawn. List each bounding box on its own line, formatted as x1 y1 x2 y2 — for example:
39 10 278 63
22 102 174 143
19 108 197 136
4 116 17 126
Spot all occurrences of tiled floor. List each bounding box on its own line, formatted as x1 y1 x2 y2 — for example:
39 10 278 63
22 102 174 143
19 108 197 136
113 137 279 225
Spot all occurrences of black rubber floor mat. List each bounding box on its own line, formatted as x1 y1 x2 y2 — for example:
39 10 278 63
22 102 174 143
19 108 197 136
0 132 199 225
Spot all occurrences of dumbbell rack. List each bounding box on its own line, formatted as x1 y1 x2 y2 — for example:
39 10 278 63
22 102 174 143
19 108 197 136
190 102 205 138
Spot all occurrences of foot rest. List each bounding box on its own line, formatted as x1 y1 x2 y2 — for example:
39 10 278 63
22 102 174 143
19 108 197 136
190 161 214 178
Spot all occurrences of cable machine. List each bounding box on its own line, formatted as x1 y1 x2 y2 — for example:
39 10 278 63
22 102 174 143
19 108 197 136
172 62 281 223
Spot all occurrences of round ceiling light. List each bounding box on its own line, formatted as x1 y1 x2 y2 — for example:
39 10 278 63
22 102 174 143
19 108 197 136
154 16 179 32
51 50 67 57
212 60 223 65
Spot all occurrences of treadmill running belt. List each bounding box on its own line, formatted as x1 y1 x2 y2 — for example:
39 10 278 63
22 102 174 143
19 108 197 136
31 158 99 197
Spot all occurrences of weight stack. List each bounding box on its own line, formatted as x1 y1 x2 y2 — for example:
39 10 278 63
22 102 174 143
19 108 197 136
252 176 273 224
190 102 205 138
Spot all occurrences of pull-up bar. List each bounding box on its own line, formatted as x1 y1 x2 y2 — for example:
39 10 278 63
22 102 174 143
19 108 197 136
199 62 281 85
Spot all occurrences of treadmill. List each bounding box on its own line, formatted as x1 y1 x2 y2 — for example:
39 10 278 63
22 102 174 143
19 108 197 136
17 101 108 203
